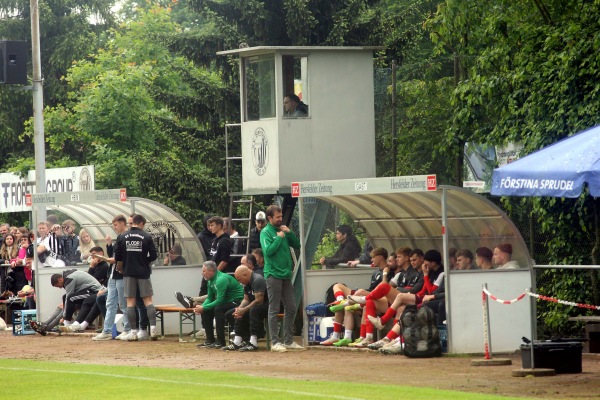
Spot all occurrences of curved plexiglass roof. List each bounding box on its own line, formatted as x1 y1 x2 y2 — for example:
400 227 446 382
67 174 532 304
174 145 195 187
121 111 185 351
299 184 531 268
43 197 205 266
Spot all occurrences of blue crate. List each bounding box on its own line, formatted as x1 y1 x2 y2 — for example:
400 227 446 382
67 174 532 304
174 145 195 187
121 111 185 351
12 310 37 336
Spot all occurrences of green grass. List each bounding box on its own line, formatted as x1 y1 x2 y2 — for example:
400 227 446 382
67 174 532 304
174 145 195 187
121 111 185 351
0 359 531 400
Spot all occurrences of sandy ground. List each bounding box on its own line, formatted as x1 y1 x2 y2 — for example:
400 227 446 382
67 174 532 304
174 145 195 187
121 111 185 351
1 329 599 399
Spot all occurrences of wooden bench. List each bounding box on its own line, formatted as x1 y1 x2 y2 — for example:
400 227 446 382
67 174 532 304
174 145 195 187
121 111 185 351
155 304 198 342
568 316 600 353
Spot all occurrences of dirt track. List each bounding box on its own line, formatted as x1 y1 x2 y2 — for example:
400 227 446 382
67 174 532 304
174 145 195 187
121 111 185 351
1 330 599 399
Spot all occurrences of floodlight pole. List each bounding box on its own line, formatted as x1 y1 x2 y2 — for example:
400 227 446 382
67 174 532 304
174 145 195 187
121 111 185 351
30 0 47 223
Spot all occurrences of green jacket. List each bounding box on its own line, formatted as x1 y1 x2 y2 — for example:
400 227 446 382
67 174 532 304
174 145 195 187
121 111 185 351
202 270 244 311
260 222 301 279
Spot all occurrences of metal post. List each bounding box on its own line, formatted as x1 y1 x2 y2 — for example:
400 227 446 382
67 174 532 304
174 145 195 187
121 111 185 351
482 283 493 359
298 198 308 346
391 60 397 175
30 0 47 223
441 188 451 352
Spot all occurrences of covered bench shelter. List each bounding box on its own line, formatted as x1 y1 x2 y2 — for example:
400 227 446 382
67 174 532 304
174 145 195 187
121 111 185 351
30 190 205 335
295 176 535 353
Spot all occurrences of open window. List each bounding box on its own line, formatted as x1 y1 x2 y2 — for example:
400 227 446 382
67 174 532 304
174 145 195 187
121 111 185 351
282 55 309 118
244 55 276 121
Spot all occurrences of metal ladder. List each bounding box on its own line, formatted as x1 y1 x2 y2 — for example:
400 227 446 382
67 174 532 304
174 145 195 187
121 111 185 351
228 194 254 255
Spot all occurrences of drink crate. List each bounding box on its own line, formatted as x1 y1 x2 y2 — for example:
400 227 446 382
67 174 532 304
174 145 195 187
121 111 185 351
12 310 37 336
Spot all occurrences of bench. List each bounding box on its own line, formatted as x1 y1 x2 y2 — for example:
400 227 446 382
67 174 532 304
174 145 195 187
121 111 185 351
568 316 600 353
155 304 198 342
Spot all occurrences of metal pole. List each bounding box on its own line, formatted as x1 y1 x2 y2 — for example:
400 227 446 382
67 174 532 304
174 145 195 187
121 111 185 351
482 283 493 359
391 60 397 175
30 0 47 223
441 188 451 352
298 198 309 346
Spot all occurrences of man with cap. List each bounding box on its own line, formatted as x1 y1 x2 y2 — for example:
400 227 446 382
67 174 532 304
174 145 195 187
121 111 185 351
493 243 519 269
248 211 266 252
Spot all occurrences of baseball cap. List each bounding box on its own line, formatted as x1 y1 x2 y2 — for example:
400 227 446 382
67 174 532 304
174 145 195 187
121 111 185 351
256 211 266 221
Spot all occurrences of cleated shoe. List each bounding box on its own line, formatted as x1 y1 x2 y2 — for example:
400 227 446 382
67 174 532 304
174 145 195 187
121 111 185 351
353 337 374 348
347 337 365 347
239 343 258 352
222 342 247 351
30 321 47 336
344 304 362 313
329 300 348 313
368 338 390 350
367 315 384 330
347 295 366 305
380 341 404 355
333 338 352 347
320 334 339 346
175 291 192 308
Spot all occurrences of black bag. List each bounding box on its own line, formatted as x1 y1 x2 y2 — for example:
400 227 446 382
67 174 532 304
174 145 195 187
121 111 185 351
401 305 442 358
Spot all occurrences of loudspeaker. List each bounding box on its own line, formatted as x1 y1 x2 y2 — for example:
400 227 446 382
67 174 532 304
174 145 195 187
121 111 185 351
0 41 28 85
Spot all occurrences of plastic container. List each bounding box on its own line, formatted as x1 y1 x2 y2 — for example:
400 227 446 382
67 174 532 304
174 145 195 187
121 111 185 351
520 340 583 373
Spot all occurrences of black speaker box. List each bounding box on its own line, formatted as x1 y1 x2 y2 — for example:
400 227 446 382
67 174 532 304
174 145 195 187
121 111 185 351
0 41 28 85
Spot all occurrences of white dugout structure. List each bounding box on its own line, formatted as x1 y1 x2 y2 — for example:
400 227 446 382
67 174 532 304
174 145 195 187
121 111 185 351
295 176 535 354
30 190 205 335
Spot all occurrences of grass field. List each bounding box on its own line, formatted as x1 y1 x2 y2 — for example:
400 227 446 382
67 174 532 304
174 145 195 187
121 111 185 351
0 359 534 400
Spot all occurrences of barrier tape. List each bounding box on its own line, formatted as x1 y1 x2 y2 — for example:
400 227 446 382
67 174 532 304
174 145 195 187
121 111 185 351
482 287 600 310
525 289 600 310
482 287 527 304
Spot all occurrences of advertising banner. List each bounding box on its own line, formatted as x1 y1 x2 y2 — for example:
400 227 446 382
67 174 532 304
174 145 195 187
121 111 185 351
0 166 94 213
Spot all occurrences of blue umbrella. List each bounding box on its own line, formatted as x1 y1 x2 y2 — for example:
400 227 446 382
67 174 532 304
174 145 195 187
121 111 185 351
491 125 600 198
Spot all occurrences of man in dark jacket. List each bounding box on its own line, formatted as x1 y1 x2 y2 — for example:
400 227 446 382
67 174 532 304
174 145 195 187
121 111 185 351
114 214 158 341
196 214 215 260
319 225 361 268
248 211 266 252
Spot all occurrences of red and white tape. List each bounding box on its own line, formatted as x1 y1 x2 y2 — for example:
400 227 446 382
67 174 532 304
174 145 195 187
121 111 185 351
525 289 600 310
482 287 600 310
482 287 527 304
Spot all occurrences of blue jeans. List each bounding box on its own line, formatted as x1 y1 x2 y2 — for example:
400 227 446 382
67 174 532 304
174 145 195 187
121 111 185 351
101 278 130 334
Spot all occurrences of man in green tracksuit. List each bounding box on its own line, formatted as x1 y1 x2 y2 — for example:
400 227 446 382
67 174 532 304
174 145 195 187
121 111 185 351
260 205 304 352
194 260 243 348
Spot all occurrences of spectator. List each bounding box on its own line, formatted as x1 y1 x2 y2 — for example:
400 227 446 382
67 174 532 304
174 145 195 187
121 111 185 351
347 239 373 267
456 249 476 270
114 214 158 341
475 247 494 270
60 219 80 264
1 234 26 294
319 225 361 269
196 214 215 260
283 93 308 117
224 217 245 272
208 216 231 272
195 261 244 349
260 205 304 352
79 228 96 263
163 243 186 266
493 244 519 269
222 265 269 351
37 222 66 268
248 211 266 252
0 223 9 246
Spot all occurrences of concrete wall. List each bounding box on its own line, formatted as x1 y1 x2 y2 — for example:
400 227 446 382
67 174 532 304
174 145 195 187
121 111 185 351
36 264 203 335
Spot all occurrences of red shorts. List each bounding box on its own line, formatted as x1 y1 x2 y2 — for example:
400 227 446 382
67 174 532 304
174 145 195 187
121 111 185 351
414 294 423 306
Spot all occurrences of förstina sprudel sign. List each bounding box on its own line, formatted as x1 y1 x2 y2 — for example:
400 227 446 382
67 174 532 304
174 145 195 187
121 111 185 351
292 175 436 197
0 166 94 213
